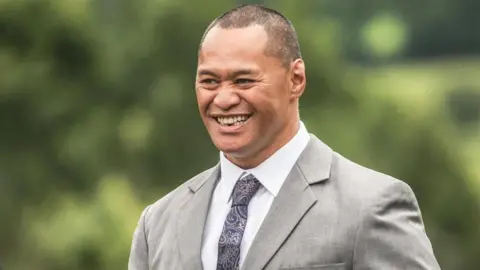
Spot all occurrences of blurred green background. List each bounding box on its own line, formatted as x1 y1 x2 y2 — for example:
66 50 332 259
1 0 479 269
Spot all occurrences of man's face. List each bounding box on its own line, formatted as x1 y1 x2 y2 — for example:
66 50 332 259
196 25 303 167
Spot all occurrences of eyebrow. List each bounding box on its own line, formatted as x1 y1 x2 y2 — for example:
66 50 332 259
197 69 258 79
230 69 257 78
197 69 218 77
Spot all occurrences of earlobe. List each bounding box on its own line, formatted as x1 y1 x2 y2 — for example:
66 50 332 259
290 59 306 99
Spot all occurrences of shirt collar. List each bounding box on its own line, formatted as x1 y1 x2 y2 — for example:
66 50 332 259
219 121 310 200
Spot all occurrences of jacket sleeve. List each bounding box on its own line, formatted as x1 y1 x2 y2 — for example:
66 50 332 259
352 180 441 269
128 205 152 270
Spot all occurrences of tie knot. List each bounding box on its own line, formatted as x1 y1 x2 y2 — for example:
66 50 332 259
232 174 262 207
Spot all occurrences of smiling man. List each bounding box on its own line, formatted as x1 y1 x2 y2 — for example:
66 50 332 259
128 4 440 270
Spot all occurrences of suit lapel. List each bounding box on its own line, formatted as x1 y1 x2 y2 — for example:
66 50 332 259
241 165 317 270
241 134 333 270
176 165 220 270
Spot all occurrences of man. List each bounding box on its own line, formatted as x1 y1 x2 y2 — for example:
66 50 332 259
129 4 440 270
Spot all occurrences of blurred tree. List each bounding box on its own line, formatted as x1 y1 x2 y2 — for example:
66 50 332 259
311 0 480 63
448 89 480 126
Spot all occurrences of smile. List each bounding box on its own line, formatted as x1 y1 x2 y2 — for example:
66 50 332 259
214 115 251 126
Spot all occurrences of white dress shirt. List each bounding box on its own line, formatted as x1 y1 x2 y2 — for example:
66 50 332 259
201 121 311 269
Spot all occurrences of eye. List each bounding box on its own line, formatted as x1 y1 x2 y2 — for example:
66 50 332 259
235 78 255 85
200 78 219 84
199 78 220 89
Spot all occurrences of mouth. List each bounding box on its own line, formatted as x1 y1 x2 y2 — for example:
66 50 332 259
212 114 252 127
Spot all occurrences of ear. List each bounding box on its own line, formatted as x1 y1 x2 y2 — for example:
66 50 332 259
289 58 306 100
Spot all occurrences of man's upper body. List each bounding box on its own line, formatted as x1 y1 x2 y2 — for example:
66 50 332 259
129 4 440 270
129 131 440 270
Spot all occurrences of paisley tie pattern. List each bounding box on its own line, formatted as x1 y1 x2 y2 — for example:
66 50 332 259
216 173 262 270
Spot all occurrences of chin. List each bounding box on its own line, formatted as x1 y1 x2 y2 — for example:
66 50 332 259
215 142 244 154
213 137 248 155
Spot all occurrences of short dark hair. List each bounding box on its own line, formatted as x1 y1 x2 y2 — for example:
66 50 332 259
199 4 302 67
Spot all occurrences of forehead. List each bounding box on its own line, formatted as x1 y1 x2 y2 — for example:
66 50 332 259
198 25 279 71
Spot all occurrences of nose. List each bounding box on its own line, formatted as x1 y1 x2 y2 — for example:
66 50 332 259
213 88 241 110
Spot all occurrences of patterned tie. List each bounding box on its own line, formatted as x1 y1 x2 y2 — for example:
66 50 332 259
216 173 262 270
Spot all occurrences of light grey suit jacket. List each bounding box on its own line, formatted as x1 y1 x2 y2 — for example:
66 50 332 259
129 134 440 270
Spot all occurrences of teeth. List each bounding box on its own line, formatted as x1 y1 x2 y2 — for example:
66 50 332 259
217 115 249 126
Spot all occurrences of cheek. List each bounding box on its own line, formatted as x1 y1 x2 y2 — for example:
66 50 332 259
243 95 278 125
253 85 287 112
196 89 215 112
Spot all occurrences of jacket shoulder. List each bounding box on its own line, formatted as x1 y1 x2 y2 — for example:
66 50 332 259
330 152 415 206
142 166 218 229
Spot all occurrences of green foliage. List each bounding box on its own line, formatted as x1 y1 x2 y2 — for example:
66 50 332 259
16 174 146 270
0 0 479 269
